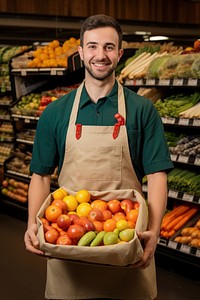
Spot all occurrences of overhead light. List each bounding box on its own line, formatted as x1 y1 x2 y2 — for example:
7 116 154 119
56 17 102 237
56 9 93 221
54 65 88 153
135 31 151 35
149 36 169 41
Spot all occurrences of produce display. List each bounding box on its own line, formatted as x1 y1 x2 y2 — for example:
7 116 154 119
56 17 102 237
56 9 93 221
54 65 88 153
40 188 139 246
5 150 32 175
167 168 200 196
160 203 199 238
118 39 200 82
169 135 200 157
0 122 14 141
11 85 79 116
11 38 80 69
154 92 200 118
174 218 200 248
0 143 14 165
1 178 29 203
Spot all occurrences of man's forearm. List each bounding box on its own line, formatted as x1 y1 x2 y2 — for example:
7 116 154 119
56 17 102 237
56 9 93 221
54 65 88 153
146 171 168 238
28 173 51 227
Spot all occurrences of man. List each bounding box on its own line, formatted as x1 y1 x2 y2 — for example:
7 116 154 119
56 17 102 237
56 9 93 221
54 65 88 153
24 14 173 300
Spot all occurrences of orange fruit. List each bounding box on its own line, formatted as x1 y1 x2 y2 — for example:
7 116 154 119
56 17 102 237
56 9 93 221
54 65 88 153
103 219 116 232
116 219 129 231
91 199 107 211
76 202 92 217
76 189 91 203
63 195 78 211
126 209 139 223
113 212 126 221
92 220 104 232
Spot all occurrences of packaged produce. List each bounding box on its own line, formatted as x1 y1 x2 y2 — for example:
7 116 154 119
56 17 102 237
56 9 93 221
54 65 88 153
176 53 200 78
37 188 147 266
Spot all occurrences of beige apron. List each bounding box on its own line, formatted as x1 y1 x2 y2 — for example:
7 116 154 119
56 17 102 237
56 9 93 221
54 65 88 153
45 82 157 300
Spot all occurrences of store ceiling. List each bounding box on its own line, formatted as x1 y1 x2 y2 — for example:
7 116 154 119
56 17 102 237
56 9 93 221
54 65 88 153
1 13 200 47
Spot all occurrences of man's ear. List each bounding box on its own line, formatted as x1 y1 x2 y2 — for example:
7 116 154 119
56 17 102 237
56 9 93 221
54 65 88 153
118 48 124 62
78 45 84 61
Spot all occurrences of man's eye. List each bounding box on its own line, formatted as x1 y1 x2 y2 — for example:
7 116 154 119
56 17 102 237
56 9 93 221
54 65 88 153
106 45 115 51
88 45 96 49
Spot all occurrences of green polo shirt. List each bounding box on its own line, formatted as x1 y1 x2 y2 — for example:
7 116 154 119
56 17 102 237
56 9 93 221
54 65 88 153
30 81 173 183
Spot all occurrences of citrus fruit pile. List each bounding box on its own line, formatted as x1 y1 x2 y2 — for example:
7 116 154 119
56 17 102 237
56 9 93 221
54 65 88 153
27 37 80 68
41 188 140 246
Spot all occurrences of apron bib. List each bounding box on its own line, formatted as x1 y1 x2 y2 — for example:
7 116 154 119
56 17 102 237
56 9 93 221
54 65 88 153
45 82 157 300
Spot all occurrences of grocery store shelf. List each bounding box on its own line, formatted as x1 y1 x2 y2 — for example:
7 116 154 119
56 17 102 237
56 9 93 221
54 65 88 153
125 78 200 87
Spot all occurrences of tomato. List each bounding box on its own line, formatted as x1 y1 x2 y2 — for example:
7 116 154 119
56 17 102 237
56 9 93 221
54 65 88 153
67 224 85 240
68 213 80 224
107 199 122 214
56 214 71 230
45 204 62 222
45 228 60 244
51 199 67 213
194 39 200 51
56 234 73 245
88 208 103 222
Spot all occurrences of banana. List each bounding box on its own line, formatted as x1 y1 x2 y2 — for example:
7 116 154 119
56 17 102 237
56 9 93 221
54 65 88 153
90 231 106 247
77 231 96 246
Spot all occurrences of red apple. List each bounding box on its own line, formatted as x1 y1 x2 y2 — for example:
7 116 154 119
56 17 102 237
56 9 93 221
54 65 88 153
57 214 71 230
56 234 73 245
68 213 80 224
88 208 103 222
102 209 112 221
75 216 95 232
120 199 134 213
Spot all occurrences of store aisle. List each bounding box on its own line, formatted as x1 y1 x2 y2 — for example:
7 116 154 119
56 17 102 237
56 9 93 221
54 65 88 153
0 210 200 300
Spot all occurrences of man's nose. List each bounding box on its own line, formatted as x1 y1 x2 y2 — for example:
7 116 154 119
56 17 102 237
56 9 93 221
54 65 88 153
96 47 106 59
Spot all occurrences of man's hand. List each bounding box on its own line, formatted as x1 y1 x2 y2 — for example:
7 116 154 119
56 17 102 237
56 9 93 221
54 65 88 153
24 223 44 255
130 230 157 269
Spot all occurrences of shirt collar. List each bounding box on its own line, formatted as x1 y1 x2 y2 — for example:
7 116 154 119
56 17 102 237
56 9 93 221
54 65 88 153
79 80 118 109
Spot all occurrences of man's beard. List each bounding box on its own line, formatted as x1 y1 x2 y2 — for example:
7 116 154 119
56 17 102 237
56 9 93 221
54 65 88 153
84 62 117 81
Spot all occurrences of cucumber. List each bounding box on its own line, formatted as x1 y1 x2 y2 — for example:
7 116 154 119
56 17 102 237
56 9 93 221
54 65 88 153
77 231 96 246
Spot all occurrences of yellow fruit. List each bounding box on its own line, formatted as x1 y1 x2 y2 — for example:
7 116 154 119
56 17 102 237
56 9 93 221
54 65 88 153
116 219 129 231
76 189 91 203
53 188 65 200
59 188 68 197
63 195 78 211
76 203 92 217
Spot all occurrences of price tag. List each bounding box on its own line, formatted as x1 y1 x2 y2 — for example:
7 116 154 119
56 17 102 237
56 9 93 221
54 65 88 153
193 119 200 127
168 240 177 249
194 157 200 166
168 190 178 198
170 154 177 161
136 79 143 85
51 68 57 75
180 244 190 254
158 237 167 246
182 193 194 202
178 118 189 126
57 70 64 76
21 69 27 76
166 117 175 124
161 117 167 124
188 78 198 86
146 78 155 85
14 117 19 121
173 78 183 86
178 155 188 163
158 79 170 86
24 118 30 123
196 249 200 257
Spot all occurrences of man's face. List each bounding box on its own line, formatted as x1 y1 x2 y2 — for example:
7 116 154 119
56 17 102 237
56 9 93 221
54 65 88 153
78 27 123 81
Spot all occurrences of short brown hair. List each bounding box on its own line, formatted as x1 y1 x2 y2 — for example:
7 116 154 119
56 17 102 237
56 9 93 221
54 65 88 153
80 14 123 49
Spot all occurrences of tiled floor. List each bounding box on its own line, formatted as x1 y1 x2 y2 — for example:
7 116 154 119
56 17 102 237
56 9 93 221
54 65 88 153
0 209 200 300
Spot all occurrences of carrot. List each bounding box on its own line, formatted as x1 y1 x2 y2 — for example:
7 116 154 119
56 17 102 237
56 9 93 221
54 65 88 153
174 208 199 232
165 215 183 232
161 205 191 230
166 229 176 238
